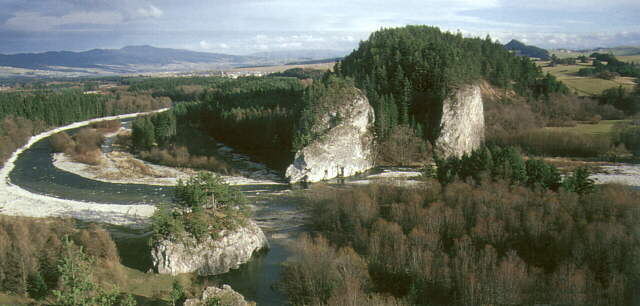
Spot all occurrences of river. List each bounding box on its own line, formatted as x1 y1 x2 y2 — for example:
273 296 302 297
1 112 434 305
5 117 331 305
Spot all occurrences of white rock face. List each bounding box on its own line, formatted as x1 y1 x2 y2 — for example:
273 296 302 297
151 220 269 275
185 285 251 306
434 84 485 157
286 92 375 183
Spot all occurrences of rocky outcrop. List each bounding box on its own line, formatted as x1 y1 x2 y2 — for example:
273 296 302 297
434 84 484 157
185 285 253 306
151 220 269 275
286 91 375 183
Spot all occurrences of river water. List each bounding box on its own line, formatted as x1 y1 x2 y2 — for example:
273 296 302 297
7 120 307 305
8 118 423 305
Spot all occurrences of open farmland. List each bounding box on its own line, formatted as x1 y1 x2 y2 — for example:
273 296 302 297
540 61 636 95
543 119 628 137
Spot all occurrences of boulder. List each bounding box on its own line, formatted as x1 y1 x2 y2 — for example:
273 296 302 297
434 84 485 157
151 220 268 275
184 285 253 306
286 91 375 183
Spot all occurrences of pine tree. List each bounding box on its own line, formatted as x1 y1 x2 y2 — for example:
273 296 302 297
52 237 97 306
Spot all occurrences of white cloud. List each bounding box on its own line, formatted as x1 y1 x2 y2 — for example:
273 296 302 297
498 0 640 10
136 5 163 18
478 30 640 49
5 11 124 31
199 40 212 49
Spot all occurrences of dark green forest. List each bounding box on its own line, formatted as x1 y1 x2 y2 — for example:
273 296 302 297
337 25 568 140
0 89 170 167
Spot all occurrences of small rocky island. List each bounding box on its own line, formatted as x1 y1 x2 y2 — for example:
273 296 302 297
150 172 268 275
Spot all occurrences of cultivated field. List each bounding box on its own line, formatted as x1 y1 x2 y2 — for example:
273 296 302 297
618 55 640 63
539 61 636 96
227 61 336 74
544 120 628 136
551 50 640 63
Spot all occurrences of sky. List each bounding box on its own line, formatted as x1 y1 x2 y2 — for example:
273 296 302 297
0 0 639 54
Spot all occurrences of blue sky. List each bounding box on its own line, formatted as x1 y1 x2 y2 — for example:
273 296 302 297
1 0 639 54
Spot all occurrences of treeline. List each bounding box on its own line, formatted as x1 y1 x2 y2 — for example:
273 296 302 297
337 26 569 141
131 111 177 151
599 85 640 115
125 76 230 102
129 111 234 174
179 77 306 170
0 89 171 167
429 145 595 194
0 216 134 303
269 68 328 80
283 179 639 305
578 53 640 79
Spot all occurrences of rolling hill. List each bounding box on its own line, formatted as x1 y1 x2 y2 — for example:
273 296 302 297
0 46 345 75
505 39 551 60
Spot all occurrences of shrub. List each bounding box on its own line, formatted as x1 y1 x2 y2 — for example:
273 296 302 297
150 204 185 242
562 167 595 194
496 129 611 158
377 125 431 165
280 234 371 305
175 172 244 209
50 132 75 153
524 158 561 191
291 181 640 305
0 216 123 298
139 146 235 175
90 120 122 133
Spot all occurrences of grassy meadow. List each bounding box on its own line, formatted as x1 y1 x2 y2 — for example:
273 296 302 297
544 119 628 136
539 61 636 95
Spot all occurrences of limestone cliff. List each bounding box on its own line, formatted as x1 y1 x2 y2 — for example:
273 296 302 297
434 84 484 157
151 220 268 275
286 91 375 183
185 285 253 306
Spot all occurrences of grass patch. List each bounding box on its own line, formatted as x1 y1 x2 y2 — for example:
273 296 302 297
544 119 629 136
497 129 612 158
539 63 636 96
0 292 33 304
617 55 640 63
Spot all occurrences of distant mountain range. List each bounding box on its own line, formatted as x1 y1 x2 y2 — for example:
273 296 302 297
581 46 640 56
0 45 347 76
504 40 551 60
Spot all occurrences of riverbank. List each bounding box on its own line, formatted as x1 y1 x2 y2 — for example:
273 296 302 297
590 163 640 187
0 109 169 226
52 125 285 187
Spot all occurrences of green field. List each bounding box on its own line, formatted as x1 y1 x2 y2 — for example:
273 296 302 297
544 120 628 136
551 51 640 63
540 62 636 96
618 55 640 63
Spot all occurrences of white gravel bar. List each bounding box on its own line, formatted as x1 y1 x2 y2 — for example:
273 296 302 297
0 109 169 227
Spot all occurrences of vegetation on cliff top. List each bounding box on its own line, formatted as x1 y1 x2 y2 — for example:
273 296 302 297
151 172 249 244
337 25 568 142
